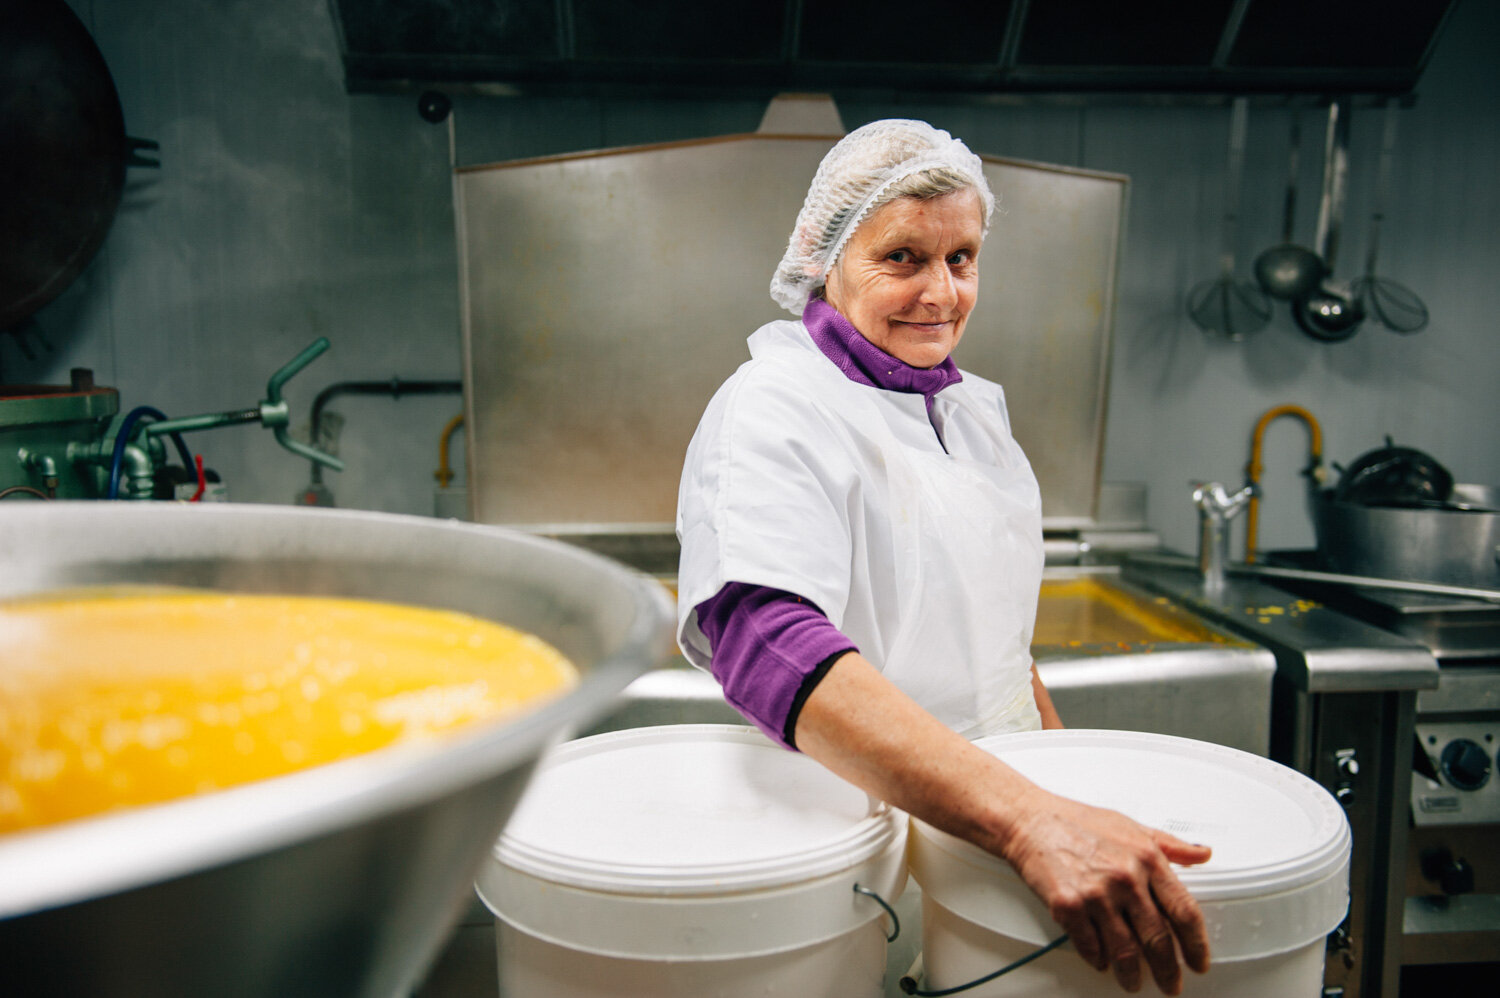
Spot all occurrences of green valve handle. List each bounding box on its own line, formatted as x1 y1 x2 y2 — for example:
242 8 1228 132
266 338 343 471
267 337 329 408
143 338 344 472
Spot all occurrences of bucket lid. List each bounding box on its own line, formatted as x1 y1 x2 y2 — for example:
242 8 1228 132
495 723 900 895
480 724 907 960
910 730 1351 959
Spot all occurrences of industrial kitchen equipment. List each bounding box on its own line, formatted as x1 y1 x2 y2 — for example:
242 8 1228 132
0 502 675 997
1128 432 1500 996
1125 547 1438 998
1 338 340 501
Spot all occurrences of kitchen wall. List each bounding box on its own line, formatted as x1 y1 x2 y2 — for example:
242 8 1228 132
20 0 1498 555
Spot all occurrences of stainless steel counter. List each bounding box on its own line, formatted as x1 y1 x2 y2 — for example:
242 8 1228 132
1122 558 1440 694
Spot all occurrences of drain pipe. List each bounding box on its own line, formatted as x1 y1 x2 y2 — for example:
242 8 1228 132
302 378 463 502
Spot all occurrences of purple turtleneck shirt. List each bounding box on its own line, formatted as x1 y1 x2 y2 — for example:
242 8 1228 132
694 296 963 750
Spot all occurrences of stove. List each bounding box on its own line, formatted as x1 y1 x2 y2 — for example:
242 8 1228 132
1262 561 1500 987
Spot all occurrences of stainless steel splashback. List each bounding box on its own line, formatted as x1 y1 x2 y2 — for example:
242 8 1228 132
457 131 1125 528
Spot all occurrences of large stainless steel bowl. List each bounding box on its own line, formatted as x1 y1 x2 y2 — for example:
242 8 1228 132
0 502 675 998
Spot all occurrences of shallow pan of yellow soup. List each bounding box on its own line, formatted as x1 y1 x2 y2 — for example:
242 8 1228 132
0 589 579 834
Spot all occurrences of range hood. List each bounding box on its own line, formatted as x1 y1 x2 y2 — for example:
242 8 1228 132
329 0 1456 99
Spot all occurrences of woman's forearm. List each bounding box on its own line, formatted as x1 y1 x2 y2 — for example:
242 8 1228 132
794 651 1039 854
794 652 1212 996
795 651 1041 853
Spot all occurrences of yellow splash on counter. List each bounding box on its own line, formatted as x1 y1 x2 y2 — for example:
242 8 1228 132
1033 578 1227 648
0 590 577 834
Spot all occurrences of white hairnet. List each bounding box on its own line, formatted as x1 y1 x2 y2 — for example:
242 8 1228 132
769 119 995 316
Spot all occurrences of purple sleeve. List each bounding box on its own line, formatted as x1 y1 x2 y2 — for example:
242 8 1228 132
694 582 858 750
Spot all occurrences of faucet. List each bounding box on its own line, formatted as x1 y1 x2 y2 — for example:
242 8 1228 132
1193 482 1257 592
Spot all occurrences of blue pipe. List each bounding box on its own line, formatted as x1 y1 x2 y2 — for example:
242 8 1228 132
106 407 196 500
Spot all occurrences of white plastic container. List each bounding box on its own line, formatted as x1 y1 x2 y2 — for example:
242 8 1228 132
909 729 1350 997
476 724 907 997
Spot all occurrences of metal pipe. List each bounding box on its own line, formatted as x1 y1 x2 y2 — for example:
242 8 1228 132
18 449 60 498
308 378 462 481
435 414 464 488
1244 404 1325 562
0 486 51 500
144 408 261 436
118 443 156 500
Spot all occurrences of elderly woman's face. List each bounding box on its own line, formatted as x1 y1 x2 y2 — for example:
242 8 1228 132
824 189 983 369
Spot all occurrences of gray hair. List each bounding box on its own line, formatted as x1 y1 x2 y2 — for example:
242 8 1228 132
769 119 995 315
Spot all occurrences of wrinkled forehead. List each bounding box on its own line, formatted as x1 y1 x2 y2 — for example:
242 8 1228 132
846 189 987 253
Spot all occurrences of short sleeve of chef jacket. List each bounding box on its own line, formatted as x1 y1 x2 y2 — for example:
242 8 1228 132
676 354 862 671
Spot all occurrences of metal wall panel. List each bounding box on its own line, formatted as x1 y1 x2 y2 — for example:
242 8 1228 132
457 132 1125 527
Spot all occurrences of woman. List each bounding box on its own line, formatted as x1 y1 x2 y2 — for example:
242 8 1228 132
676 120 1210 995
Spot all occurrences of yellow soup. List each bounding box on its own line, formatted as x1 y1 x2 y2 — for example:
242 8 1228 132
0 590 578 834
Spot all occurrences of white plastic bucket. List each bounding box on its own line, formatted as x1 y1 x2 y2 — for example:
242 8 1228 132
909 729 1350 997
476 724 907 997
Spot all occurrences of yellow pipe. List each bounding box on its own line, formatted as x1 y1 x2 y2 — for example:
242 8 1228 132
1244 405 1324 563
435 414 464 488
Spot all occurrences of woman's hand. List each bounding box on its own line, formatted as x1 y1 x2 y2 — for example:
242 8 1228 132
795 652 1212 996
999 785 1212 994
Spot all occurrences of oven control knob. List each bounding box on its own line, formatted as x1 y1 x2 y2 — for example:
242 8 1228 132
1420 846 1475 896
1439 739 1491 791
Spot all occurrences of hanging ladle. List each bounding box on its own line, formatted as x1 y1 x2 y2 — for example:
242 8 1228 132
1351 101 1429 333
1294 99 1365 342
1253 114 1325 301
1188 98 1270 339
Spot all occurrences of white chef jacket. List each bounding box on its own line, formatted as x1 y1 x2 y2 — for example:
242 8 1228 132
676 318 1046 738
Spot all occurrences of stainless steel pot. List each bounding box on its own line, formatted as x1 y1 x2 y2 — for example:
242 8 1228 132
0 502 675 998
1315 484 1500 589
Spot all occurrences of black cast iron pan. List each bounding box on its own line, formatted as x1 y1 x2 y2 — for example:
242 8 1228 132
0 0 154 331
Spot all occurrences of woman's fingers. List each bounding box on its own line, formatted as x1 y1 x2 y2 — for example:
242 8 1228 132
1156 830 1214 867
1048 891 1106 971
1151 876 1211 975
1076 867 1187 995
1124 890 1187 995
1011 797 1214 995
1151 830 1213 975
1085 893 1145 992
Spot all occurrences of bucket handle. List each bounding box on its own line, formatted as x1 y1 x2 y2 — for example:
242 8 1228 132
898 934 1070 996
852 883 900 943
